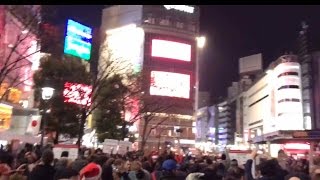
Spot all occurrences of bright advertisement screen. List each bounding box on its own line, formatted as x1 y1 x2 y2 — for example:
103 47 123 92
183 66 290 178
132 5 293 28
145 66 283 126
64 19 92 60
151 39 191 62
150 71 190 99
63 82 92 106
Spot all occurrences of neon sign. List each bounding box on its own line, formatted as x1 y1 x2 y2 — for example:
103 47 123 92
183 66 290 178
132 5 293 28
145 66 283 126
63 82 92 106
164 5 194 13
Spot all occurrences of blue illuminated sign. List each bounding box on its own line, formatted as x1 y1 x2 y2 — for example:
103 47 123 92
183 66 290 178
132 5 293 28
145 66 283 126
64 19 92 60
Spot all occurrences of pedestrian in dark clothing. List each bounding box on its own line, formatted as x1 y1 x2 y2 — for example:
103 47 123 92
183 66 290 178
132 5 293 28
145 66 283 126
28 150 55 180
101 158 114 180
152 159 185 180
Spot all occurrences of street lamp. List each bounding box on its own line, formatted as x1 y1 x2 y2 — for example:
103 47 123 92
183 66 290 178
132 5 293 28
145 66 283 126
196 36 206 49
195 36 206 113
40 84 54 147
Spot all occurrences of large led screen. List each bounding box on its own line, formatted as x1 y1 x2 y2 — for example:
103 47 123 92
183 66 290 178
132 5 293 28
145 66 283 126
64 19 92 60
63 82 92 106
151 39 191 62
150 71 190 99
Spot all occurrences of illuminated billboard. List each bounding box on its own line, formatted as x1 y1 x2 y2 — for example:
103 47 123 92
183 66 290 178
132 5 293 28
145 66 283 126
105 24 145 73
150 71 190 99
151 39 191 62
63 82 92 106
64 19 92 60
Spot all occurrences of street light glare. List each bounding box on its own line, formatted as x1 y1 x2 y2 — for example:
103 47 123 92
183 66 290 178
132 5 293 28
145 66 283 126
196 36 206 48
41 87 55 100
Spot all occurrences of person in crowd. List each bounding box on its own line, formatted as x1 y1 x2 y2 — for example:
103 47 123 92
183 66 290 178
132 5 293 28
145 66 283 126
101 158 114 180
80 155 103 180
0 153 13 180
228 159 245 178
112 159 130 180
312 173 320 180
152 159 185 180
53 151 79 180
20 152 37 178
128 160 151 180
28 149 55 180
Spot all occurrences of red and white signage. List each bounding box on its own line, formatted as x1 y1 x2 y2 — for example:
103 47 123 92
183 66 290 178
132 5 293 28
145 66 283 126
63 82 92 106
26 115 42 136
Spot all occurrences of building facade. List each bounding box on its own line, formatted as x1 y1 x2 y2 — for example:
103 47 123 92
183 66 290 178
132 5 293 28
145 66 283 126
244 55 305 142
99 5 199 150
0 5 41 143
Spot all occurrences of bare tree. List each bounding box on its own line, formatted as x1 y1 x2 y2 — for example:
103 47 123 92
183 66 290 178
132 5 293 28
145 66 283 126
74 36 138 147
0 5 41 103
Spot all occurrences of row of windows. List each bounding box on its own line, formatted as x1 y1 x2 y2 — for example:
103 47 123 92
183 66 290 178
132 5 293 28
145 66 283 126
145 17 197 32
277 85 300 91
277 72 299 78
278 98 300 103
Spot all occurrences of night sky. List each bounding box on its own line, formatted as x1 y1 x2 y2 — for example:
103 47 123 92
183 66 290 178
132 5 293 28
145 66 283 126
52 5 320 103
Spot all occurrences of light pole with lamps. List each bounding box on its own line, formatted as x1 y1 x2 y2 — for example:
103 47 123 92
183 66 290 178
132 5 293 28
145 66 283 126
40 85 55 147
195 36 206 113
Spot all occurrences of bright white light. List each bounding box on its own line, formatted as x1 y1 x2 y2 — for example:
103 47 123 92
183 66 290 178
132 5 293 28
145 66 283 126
8 44 13 48
151 39 191 62
150 71 190 99
164 5 194 13
266 69 273 74
128 125 137 132
196 36 206 49
284 143 310 150
104 25 144 73
106 24 137 35
21 29 29 34
41 87 54 100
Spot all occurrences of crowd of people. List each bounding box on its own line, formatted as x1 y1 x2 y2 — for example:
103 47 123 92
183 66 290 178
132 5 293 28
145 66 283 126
0 143 320 180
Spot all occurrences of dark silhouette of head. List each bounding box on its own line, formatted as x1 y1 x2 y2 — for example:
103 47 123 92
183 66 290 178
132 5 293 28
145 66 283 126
42 150 54 165
221 154 227 160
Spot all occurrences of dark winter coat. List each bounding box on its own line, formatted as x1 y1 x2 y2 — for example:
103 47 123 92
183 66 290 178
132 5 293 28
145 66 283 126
28 164 55 180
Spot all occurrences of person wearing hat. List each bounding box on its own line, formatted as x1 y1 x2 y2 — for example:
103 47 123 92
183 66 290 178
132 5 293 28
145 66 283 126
151 159 185 180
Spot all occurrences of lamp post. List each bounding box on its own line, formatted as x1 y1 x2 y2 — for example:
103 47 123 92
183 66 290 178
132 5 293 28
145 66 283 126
195 36 206 112
40 86 54 147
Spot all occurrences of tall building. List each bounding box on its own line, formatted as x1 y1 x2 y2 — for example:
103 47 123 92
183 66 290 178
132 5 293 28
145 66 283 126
312 52 320 129
99 5 199 150
217 101 233 146
243 54 305 155
0 5 41 142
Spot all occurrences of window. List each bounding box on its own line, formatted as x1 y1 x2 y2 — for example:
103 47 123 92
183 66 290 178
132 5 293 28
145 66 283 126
278 98 300 103
159 18 170 26
176 22 184 29
147 17 156 24
277 85 300 91
277 72 299 78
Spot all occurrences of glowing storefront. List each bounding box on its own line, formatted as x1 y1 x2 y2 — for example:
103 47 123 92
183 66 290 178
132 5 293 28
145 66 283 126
0 103 12 130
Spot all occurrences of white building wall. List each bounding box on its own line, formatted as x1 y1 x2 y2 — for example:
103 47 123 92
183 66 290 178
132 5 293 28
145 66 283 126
243 55 305 138
272 60 304 130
